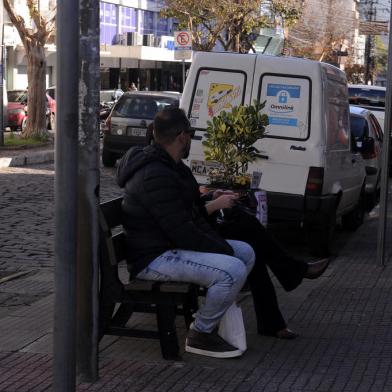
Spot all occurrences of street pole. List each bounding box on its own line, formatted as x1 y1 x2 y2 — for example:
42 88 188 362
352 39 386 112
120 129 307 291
376 4 392 266
77 0 100 382
182 60 185 92
0 2 4 147
53 0 79 390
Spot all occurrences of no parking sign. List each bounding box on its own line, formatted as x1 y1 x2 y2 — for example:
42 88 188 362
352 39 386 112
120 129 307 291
174 31 192 60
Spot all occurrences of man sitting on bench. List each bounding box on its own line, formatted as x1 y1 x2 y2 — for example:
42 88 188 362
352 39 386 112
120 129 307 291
116 107 255 359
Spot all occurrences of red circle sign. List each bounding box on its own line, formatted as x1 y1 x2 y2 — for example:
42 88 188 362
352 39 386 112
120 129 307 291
176 32 190 46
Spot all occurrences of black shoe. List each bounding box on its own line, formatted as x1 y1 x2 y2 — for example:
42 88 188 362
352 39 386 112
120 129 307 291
305 258 330 279
258 328 299 340
185 329 243 358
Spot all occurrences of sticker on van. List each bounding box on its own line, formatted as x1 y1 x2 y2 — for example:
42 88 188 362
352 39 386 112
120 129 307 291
189 69 246 129
259 76 310 140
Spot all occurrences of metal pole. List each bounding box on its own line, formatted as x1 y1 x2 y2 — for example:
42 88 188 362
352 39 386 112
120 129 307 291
77 0 100 382
182 60 185 92
0 6 4 147
376 5 392 266
53 0 79 390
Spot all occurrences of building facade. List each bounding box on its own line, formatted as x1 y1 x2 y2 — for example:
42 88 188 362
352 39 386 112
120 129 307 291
4 0 189 92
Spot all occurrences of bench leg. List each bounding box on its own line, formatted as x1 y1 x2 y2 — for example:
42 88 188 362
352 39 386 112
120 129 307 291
112 303 134 327
183 291 199 329
99 299 116 341
156 304 180 360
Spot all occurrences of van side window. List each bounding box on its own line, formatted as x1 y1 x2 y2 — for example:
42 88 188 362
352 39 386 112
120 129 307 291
188 68 246 129
325 77 350 151
258 74 311 140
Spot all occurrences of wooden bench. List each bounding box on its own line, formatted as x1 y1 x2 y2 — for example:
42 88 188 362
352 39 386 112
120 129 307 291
99 197 199 360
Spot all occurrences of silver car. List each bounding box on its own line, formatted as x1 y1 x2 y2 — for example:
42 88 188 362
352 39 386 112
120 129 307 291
102 91 180 167
350 105 383 210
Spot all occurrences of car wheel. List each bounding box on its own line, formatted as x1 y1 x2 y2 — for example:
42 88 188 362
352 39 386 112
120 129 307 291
306 208 336 257
342 192 365 231
21 117 27 133
102 149 117 167
49 113 56 131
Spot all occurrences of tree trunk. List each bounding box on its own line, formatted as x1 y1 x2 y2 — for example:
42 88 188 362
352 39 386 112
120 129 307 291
24 44 48 139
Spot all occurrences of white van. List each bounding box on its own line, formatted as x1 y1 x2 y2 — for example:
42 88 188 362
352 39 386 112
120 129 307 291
181 52 368 251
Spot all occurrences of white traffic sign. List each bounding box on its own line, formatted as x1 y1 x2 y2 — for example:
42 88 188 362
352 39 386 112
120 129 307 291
174 31 192 60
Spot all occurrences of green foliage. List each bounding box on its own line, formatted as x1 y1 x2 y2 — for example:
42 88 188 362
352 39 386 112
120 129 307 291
161 0 301 53
202 100 268 188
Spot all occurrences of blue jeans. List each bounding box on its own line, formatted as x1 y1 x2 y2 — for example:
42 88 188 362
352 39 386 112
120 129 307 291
136 240 255 333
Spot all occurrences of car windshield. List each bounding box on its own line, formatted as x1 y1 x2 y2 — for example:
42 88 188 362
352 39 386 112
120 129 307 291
112 95 178 119
348 87 385 108
350 115 367 138
8 91 26 102
100 91 115 103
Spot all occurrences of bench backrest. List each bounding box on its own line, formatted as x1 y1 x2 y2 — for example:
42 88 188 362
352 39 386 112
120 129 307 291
99 197 126 266
99 197 126 298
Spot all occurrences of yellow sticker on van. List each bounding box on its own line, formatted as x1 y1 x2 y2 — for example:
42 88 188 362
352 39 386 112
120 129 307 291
207 83 241 117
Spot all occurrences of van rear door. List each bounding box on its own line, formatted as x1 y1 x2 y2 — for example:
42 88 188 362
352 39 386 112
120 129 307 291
181 52 256 183
250 55 321 196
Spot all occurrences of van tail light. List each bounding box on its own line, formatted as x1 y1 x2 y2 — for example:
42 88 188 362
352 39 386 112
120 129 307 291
305 167 324 196
103 117 111 135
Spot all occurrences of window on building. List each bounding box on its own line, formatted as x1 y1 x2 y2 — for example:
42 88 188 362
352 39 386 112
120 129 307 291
157 17 169 37
140 10 155 35
100 2 118 45
119 6 137 34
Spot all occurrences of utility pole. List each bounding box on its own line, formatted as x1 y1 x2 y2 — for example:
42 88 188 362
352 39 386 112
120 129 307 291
53 0 79 390
364 0 377 84
77 0 100 383
0 0 4 147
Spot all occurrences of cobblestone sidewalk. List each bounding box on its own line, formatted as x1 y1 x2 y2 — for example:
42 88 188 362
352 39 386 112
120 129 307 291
1 164 392 391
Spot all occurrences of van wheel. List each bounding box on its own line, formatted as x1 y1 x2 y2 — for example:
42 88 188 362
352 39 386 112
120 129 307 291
305 209 336 257
342 193 365 231
102 150 116 167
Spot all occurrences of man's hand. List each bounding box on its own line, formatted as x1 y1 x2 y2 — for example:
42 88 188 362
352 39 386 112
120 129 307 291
205 193 239 215
212 189 238 200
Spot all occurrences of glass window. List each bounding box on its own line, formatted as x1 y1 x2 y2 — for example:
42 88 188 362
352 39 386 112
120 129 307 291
348 87 385 108
259 75 311 140
157 17 169 37
100 2 118 45
113 95 178 120
119 6 137 33
188 69 246 129
350 115 367 138
140 10 155 35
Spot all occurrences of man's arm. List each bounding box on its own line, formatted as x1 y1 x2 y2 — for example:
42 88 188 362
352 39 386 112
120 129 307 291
137 170 233 255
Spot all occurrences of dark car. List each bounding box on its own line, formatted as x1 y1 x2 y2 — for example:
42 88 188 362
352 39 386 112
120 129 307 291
101 91 180 167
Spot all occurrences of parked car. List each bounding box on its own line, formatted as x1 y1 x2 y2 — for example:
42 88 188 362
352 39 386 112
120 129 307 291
350 105 383 210
102 91 180 167
7 89 56 131
181 52 368 254
348 84 385 131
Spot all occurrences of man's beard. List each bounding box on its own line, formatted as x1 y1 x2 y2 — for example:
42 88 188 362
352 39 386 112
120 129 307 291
182 139 191 159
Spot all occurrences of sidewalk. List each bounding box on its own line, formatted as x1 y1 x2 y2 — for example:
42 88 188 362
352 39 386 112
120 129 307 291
1 161 392 391
0 144 54 168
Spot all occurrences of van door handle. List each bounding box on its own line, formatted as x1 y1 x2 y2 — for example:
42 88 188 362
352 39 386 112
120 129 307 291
258 154 269 160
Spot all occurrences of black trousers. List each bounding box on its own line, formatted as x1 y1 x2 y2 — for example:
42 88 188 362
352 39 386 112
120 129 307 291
212 209 308 334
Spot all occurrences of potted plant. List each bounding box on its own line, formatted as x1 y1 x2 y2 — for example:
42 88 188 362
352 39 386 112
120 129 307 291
202 100 269 190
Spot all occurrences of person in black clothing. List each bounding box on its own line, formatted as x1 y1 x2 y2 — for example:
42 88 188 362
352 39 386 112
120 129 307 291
117 107 255 359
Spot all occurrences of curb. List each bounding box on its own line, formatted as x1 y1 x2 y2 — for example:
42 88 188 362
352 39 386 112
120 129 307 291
0 150 54 168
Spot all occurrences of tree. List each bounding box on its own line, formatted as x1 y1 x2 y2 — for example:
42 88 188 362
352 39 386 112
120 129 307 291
162 0 301 53
287 0 357 63
4 0 56 139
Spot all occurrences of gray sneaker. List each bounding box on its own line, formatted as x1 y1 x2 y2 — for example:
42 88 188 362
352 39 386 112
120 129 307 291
185 329 243 358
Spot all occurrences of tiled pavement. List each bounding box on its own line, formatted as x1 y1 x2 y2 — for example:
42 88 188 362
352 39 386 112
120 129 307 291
1 163 392 391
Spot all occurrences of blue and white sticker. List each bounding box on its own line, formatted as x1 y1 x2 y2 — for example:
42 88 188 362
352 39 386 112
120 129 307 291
260 77 309 139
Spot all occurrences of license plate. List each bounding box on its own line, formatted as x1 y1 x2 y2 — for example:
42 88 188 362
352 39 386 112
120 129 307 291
190 160 220 176
127 127 147 137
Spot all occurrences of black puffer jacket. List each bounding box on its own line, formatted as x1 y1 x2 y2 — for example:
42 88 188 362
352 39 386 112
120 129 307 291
116 144 233 277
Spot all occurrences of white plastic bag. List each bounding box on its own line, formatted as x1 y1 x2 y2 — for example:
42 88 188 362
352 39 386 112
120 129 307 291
218 302 247 352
